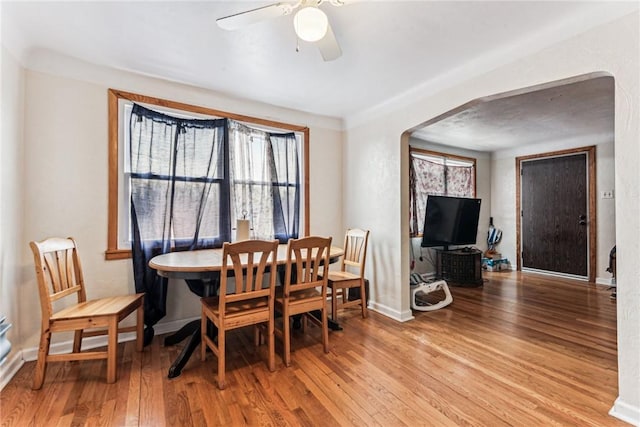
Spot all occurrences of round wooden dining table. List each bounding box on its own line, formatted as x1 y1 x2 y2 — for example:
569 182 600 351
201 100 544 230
149 244 344 378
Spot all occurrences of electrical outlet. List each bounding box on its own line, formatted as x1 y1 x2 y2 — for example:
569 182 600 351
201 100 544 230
601 190 615 199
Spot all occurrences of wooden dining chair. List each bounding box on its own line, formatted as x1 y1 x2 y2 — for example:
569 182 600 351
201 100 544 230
29 237 144 389
274 236 332 367
327 228 370 322
200 239 278 389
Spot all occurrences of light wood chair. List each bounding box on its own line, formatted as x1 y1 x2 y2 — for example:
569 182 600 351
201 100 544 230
275 236 332 367
328 228 370 322
29 237 144 390
201 239 278 389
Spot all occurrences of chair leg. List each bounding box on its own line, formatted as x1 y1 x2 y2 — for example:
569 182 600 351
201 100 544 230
283 311 291 367
254 325 261 348
201 311 207 362
33 330 51 390
136 301 144 352
321 308 329 353
360 280 368 318
217 329 226 389
72 330 83 353
331 285 338 321
267 319 275 372
106 316 118 383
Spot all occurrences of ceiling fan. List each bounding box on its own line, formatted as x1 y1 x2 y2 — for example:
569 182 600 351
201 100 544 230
217 0 345 61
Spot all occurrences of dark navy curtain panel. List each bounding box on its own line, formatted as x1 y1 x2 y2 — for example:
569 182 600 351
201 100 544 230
129 105 300 345
129 103 227 343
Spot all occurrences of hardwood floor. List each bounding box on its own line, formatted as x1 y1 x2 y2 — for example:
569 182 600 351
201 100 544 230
1 271 624 426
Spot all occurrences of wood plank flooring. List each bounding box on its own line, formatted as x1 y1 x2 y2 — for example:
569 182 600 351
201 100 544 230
1 271 624 426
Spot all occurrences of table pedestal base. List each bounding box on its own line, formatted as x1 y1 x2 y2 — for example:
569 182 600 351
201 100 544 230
166 322 200 378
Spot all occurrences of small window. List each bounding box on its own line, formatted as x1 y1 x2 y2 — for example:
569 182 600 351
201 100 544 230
409 147 476 236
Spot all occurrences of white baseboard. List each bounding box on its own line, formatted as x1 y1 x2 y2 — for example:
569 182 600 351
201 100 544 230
596 276 616 286
1 316 199 389
0 351 25 391
149 316 200 339
368 301 414 322
610 397 640 426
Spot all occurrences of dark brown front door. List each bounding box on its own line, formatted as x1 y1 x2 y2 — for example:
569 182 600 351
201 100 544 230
520 153 588 277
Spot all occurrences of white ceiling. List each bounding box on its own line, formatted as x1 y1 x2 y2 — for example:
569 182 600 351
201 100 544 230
1 1 636 150
412 74 615 151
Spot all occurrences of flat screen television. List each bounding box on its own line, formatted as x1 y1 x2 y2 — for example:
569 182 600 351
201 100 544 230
421 195 482 249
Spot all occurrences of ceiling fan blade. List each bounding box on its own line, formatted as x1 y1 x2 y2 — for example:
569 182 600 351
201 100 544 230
316 22 342 61
217 3 291 31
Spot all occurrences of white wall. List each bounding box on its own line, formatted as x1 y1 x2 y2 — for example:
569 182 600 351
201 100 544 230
492 137 615 282
409 127 615 283
408 138 492 276
343 12 639 425
2 12 638 425
0 46 25 386
8 51 344 359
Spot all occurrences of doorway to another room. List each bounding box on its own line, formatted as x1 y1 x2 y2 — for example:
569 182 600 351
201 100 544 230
517 146 596 281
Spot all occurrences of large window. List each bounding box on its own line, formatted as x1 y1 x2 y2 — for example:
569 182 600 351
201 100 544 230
409 147 476 237
106 89 309 260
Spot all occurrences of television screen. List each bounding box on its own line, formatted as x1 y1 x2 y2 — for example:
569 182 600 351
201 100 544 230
421 196 481 248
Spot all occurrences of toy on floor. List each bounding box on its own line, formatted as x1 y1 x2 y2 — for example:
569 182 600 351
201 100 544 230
410 273 453 311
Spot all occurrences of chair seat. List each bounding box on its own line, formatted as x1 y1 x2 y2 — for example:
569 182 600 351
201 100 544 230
202 296 270 317
275 287 322 302
30 236 145 389
327 271 361 284
52 294 144 321
202 295 272 331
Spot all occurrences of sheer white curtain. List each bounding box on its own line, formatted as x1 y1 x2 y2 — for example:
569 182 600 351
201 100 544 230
268 132 300 241
228 121 275 240
228 120 300 242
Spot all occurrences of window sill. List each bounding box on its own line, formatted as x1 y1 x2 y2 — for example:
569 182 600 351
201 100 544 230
105 249 132 260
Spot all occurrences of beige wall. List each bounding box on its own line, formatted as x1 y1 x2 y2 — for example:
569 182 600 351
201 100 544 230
343 12 639 424
492 136 615 282
0 47 25 386
3 51 344 368
2 11 638 424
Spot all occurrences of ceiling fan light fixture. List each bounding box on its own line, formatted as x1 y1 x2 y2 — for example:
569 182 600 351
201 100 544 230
293 6 328 42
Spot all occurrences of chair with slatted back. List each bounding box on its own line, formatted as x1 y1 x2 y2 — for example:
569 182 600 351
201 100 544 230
201 239 279 389
328 228 370 322
29 237 144 389
274 236 332 367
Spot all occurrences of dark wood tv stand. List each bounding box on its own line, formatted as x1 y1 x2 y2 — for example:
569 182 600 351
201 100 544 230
435 248 483 287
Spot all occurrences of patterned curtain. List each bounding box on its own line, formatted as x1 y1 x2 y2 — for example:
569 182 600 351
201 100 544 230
409 152 475 236
410 156 445 235
447 164 475 197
